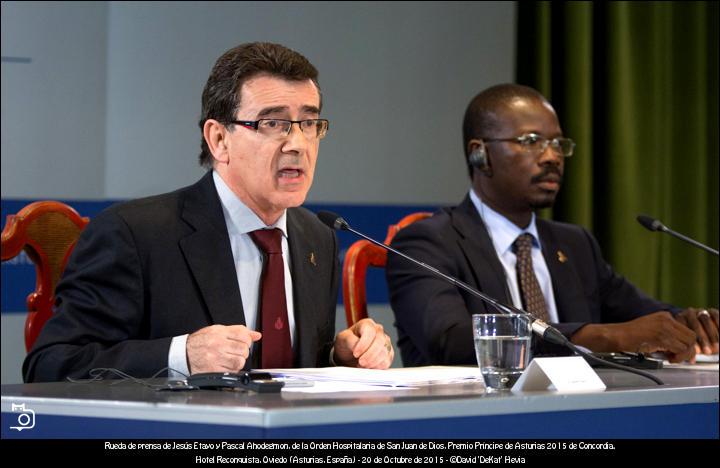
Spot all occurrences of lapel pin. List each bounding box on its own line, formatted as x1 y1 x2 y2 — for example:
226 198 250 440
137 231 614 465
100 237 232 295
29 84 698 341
557 250 568 263
309 252 317 266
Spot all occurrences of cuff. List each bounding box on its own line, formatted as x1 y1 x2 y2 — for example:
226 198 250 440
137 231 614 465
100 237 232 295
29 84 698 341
168 334 190 379
328 346 337 366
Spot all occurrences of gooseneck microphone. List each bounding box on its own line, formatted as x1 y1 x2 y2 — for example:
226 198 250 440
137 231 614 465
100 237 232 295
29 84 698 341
317 211 566 345
637 214 718 256
318 210 664 385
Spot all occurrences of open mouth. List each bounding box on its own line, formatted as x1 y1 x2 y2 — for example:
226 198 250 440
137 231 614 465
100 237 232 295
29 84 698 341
278 168 304 178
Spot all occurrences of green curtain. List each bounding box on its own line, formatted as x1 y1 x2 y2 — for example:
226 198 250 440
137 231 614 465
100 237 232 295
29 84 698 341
517 1 719 308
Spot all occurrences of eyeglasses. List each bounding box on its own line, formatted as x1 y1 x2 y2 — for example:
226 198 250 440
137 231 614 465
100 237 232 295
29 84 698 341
229 119 329 139
483 133 575 157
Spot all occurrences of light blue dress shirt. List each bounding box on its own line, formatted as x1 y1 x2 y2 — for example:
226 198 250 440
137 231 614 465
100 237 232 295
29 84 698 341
469 189 559 322
168 171 296 377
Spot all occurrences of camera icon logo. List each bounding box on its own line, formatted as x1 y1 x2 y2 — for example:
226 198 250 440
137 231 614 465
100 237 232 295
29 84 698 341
10 403 35 432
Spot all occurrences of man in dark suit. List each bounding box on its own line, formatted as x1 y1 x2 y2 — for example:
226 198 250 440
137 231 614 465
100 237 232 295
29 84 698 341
386 83 718 367
24 42 393 383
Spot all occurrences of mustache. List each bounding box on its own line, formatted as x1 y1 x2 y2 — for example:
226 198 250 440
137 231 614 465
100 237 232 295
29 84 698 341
531 166 563 184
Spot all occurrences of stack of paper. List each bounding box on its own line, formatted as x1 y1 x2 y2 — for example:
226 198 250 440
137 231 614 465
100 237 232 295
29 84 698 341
264 365 483 387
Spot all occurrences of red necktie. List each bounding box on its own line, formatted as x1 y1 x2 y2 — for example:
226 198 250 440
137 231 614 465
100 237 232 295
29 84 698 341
513 233 550 322
249 228 293 368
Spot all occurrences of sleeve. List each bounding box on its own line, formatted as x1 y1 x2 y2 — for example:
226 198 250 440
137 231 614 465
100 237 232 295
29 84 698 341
386 222 477 365
583 227 680 322
543 226 679 348
22 209 173 382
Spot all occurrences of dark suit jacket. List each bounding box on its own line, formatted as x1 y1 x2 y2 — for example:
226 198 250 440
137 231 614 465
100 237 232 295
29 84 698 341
386 195 675 367
23 172 339 382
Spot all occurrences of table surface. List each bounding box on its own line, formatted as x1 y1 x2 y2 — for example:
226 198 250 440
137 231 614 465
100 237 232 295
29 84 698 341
2 366 718 438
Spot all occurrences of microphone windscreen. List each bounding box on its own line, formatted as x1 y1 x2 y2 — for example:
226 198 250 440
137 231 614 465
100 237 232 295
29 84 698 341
637 214 663 232
317 211 347 231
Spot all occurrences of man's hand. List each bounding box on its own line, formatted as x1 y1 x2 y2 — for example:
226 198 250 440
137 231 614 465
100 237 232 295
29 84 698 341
571 311 696 363
333 318 394 369
186 325 262 374
675 307 719 355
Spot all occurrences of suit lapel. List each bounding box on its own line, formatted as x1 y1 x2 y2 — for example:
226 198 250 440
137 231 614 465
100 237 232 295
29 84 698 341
452 196 513 309
537 220 590 322
178 172 246 326
286 209 320 367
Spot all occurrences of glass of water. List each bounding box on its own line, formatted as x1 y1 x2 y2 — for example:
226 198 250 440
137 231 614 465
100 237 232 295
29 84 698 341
473 314 532 391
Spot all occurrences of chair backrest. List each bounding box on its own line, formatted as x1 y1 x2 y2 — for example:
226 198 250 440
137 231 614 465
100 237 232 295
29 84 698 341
342 212 432 327
1 201 89 351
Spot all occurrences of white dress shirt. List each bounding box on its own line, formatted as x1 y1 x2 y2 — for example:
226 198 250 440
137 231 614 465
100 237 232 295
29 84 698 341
168 171 296 377
469 189 559 322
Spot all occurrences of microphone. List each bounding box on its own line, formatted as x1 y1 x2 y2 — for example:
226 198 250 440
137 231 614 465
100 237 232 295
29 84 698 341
318 210 665 385
637 215 718 256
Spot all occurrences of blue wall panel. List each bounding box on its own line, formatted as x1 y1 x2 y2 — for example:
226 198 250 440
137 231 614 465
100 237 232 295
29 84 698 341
1 199 439 313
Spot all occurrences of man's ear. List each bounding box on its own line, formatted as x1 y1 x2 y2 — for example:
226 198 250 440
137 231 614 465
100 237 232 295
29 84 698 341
467 139 492 176
203 119 230 165
467 139 482 157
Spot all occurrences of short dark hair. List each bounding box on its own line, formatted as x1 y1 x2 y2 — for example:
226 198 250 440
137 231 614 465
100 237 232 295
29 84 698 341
462 83 548 178
198 42 321 168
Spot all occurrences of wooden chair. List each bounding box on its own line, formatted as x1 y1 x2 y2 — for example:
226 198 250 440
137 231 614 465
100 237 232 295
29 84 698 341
342 212 432 327
1 201 89 351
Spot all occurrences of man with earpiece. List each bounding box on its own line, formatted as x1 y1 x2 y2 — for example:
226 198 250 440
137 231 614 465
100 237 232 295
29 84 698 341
385 83 718 366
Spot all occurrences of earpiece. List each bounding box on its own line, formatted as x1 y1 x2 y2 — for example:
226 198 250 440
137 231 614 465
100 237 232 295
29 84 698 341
468 145 488 170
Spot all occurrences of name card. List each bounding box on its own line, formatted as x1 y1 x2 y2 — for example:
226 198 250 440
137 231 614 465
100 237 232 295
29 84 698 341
512 356 606 392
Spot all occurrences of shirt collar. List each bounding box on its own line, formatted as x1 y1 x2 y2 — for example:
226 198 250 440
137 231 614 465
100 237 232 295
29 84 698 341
469 188 541 255
212 170 288 238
